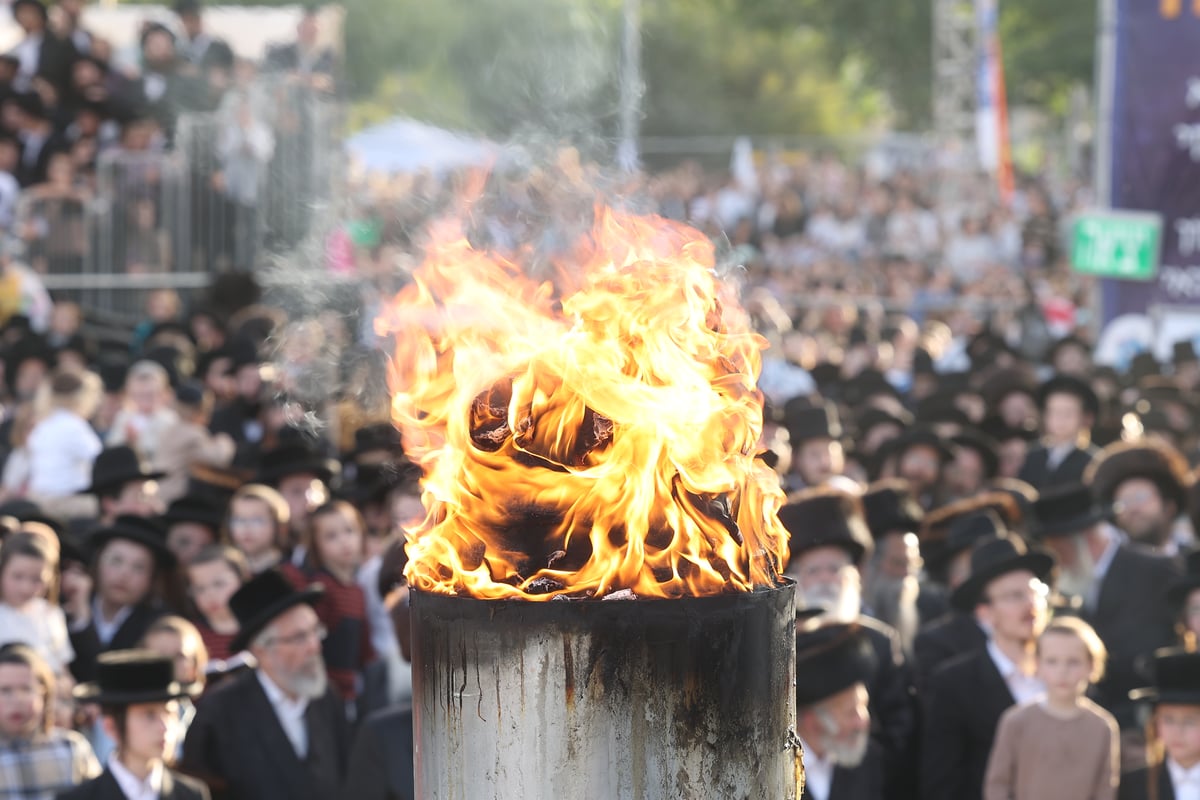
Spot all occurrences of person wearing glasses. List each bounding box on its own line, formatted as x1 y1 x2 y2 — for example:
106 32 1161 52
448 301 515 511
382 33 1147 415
179 569 348 800
920 514 1056 800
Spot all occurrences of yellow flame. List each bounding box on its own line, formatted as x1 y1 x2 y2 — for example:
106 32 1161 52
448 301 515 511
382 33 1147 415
378 207 789 600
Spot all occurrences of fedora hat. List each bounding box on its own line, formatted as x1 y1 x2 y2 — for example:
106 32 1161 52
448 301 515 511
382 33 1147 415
229 568 324 653
778 486 873 567
90 515 175 567
1167 550 1200 609
349 422 404 460
949 528 1055 612
255 439 339 487
1031 483 1109 539
1037 373 1100 418
74 650 201 706
860 479 923 540
83 446 165 496
888 427 955 465
1130 648 1200 705
163 495 225 531
1085 439 1191 512
784 400 842 447
794 623 878 708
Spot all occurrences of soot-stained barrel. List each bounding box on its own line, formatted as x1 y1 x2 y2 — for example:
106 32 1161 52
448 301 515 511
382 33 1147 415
410 582 799 800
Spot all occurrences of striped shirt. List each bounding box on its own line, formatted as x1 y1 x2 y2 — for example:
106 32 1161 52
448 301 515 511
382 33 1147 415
0 728 100 800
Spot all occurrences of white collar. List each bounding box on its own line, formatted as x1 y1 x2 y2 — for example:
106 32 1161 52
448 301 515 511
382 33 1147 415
798 735 835 800
1169 759 1200 785
91 598 134 645
256 669 307 712
1092 524 1120 583
107 754 163 799
986 638 1018 680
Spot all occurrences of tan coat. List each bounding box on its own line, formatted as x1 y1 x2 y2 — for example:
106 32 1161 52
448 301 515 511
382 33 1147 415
155 420 236 504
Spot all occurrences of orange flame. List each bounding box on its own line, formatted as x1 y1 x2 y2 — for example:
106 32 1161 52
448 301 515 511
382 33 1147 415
378 207 789 600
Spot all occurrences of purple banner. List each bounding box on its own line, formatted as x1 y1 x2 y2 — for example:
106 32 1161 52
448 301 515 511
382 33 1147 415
1102 1 1200 319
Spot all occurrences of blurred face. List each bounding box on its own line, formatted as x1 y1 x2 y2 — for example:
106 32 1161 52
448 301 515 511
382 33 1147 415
1112 478 1171 546
312 510 363 575
228 497 277 558
187 559 241 620
945 449 986 499
790 439 842 486
15 360 48 401
236 364 261 400
1157 704 1200 769
166 522 215 566
786 546 860 621
278 475 326 533
998 438 1028 479
875 532 920 581
253 604 327 700
999 393 1036 429
143 31 175 65
0 664 42 738
1037 631 1092 702
801 683 871 767
1043 394 1089 444
15 5 44 33
1 554 49 607
109 701 178 764
143 631 198 685
96 539 155 608
898 445 941 494
128 376 164 415
977 570 1048 644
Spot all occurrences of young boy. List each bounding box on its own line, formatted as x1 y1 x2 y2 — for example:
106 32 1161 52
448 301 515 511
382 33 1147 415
60 649 209 800
1120 648 1200 800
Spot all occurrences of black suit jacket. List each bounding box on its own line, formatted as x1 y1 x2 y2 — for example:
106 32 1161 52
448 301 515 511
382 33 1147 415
1118 763 1176 800
1017 444 1098 490
857 616 918 800
914 611 987 690
1088 545 1179 728
180 669 348 800
68 603 164 683
341 704 414 800
920 647 1015 800
800 741 884 800
57 767 210 800
34 32 79 96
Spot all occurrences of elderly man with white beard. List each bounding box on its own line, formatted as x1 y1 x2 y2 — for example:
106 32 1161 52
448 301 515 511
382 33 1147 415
779 486 919 800
181 569 349 800
1030 483 1179 735
795 623 883 800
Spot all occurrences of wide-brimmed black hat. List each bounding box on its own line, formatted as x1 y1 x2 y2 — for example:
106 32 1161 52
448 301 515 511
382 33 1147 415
74 650 201 706
1037 374 1100 418
855 407 911 440
889 427 955 465
951 430 1000 479
1167 550 1200 609
841 370 903 408
255 440 339 487
914 396 971 430
949 528 1055 611
860 479 923 539
1174 340 1199 365
349 422 405 460
163 495 225 531
1031 483 1109 539
784 399 842 446
778 487 873 566
1130 648 1200 705
1086 439 1192 512
83 446 166 496
794 623 878 708
229 568 324 652
90 515 175 567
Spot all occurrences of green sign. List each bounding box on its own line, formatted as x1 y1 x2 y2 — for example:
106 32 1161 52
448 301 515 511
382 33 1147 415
1071 211 1163 281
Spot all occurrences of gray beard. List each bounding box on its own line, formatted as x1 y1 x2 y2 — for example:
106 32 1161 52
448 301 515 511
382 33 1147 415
864 575 920 653
1057 536 1098 601
283 661 328 700
799 582 861 623
816 708 871 767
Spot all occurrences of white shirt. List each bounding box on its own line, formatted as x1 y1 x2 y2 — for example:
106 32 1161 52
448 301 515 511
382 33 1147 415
799 737 834 800
1086 524 1121 613
90 598 134 647
10 33 42 91
987 639 1044 705
27 409 103 497
0 599 74 673
1168 758 1200 800
107 754 163 800
257 670 309 758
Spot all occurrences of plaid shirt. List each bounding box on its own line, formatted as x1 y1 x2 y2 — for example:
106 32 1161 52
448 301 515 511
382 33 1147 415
0 729 100 800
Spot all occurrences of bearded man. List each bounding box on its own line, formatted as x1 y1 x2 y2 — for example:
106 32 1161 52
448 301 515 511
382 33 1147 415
181 569 349 800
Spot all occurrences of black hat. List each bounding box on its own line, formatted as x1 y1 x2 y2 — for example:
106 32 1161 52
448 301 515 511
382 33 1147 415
1086 439 1191 512
1166 550 1200 609
855 407 911 441
784 399 841 446
229 568 324 652
915 396 970 429
889 427 955 465
978 415 1039 444
174 380 207 408
920 491 1027 569
1174 340 1199 365
350 422 404 460
90 515 175 567
174 0 202 15
4 335 55 394
74 650 201 706
163 495 224 532
1037 374 1100 418
1127 352 1161 385
195 347 235 380
794 623 878 708
1045 335 1091 366
778 487 873 566
841 370 903 408
980 367 1037 411
1031 483 1109 539
1130 648 1200 705
951 430 1000 479
808 363 841 395
98 360 130 394
227 336 261 371
255 439 339 486
83 446 166 496
861 479 923 539
949 527 1055 611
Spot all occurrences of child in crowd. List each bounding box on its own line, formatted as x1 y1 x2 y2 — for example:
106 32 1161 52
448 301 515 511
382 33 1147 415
299 500 374 706
1120 648 1200 800
155 381 236 504
225 484 290 574
984 616 1119 800
106 360 180 471
185 545 249 664
0 643 100 798
141 615 208 750
0 531 73 675
26 370 102 500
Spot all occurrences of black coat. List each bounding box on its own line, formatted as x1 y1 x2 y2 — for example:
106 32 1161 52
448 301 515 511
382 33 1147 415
1017 444 1098 490
1087 545 1180 729
914 611 987 690
68 603 163 683
857 616 919 800
341 704 414 800
1118 763 1176 800
180 669 349 800
57 767 209 800
799 741 884 800
920 647 1015 800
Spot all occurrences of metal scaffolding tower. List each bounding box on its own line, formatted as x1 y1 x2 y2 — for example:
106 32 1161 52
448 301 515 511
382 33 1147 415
932 0 979 165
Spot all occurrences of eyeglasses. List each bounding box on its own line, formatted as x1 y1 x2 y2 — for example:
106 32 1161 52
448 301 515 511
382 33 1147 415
264 624 327 649
986 579 1050 607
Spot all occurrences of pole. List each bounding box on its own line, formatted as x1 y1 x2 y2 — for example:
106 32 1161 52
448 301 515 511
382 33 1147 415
617 0 642 172
1090 0 1118 335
